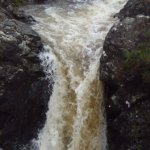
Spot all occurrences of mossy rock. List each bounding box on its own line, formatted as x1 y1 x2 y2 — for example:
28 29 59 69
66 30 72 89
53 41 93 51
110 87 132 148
121 42 150 86
13 0 23 6
115 29 150 90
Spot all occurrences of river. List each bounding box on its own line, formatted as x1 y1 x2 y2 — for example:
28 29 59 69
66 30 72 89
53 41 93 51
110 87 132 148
24 0 126 149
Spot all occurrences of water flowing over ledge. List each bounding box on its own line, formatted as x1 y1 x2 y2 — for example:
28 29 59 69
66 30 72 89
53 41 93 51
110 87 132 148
24 0 127 149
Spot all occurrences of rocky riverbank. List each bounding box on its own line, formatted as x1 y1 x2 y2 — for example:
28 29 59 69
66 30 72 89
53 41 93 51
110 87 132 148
0 1 52 150
100 0 150 149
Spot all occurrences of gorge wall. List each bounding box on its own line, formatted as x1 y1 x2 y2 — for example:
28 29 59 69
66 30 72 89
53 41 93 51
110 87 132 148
100 0 150 149
0 1 51 149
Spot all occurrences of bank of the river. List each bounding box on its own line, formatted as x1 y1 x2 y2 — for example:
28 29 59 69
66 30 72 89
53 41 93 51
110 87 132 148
100 0 150 149
0 1 51 149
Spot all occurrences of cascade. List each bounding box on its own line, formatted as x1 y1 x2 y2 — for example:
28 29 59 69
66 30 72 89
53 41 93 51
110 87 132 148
25 0 127 149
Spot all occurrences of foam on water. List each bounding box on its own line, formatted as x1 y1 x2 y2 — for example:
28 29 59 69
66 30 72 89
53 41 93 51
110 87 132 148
25 0 127 150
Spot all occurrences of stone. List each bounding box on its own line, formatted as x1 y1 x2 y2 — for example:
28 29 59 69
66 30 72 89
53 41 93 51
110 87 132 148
0 7 51 150
100 1 150 149
118 0 150 19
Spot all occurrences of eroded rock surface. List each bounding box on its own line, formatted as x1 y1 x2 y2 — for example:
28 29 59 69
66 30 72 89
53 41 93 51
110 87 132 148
0 4 51 150
118 0 150 19
100 0 150 149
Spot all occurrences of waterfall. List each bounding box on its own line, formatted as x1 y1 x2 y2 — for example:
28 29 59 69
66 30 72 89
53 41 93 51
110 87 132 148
25 0 127 149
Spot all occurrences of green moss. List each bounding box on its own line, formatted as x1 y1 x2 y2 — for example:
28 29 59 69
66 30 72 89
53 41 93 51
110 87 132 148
14 0 23 6
12 0 23 6
122 42 150 85
145 31 150 38
7 0 24 7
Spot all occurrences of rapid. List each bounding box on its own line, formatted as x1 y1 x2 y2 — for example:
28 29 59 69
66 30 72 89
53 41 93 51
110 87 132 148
24 0 127 150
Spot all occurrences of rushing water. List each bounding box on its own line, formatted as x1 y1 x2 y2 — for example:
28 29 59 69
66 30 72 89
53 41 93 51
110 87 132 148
24 0 127 150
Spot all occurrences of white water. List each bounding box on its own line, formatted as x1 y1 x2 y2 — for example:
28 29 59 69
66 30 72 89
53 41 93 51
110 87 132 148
25 0 127 150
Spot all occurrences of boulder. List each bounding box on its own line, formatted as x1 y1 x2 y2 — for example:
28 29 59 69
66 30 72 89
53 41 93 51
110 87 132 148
0 19 51 149
100 1 150 149
118 0 150 19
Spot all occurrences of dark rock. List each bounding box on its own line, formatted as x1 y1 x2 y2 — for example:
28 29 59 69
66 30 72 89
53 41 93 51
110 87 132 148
0 7 12 21
0 16 51 150
100 2 150 149
0 0 36 24
101 16 150 86
110 97 150 150
118 0 150 19
12 9 36 24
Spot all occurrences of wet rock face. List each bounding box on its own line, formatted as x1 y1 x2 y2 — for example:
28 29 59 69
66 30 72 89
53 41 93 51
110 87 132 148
110 98 150 150
0 19 51 150
0 0 36 24
100 0 150 149
118 0 150 19
101 16 150 85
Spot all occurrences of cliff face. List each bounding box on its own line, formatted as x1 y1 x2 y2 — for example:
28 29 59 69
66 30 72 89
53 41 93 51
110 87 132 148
0 2 51 150
100 0 150 150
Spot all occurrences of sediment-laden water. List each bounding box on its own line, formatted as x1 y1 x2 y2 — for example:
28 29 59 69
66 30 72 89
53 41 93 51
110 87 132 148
25 0 127 149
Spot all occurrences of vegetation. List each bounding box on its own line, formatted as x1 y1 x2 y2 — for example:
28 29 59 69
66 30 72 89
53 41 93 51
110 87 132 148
122 42 150 85
13 0 23 6
0 0 24 6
